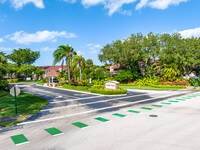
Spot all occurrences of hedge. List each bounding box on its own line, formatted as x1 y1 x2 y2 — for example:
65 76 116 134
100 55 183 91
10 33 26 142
119 84 137 86
62 84 89 91
151 85 186 89
90 88 127 95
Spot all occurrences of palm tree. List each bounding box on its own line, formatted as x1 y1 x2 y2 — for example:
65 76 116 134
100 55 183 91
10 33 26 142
0 52 7 63
73 55 85 81
53 44 77 81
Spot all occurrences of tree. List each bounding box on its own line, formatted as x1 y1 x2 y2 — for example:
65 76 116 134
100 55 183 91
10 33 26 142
8 48 40 66
86 59 94 68
0 52 7 79
53 44 77 81
73 55 85 81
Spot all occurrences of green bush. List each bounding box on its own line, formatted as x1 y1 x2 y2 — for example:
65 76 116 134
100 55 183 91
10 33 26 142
0 80 8 91
151 85 186 89
92 79 105 85
188 78 200 86
7 79 18 83
135 77 159 86
62 84 89 91
114 70 133 83
119 84 137 86
40 77 47 83
90 88 127 95
93 85 103 89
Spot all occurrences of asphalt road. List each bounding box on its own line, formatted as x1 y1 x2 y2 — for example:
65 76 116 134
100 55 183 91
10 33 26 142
0 85 199 150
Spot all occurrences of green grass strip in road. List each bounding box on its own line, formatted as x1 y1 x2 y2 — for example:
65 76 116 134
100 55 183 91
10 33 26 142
45 127 63 136
169 100 179 103
72 122 89 128
176 99 186 101
112 113 126 117
127 110 141 113
140 107 153 110
161 102 172 105
151 105 163 107
10 134 29 145
182 97 192 99
95 117 110 122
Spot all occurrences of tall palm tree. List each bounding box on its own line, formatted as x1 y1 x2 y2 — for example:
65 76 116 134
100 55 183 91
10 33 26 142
73 55 85 81
53 44 77 81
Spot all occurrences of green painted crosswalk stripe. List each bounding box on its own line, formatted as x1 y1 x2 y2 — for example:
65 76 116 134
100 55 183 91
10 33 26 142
188 96 196 97
141 107 153 110
45 127 63 136
151 105 163 107
10 134 29 145
127 110 141 113
72 122 89 128
112 113 126 117
95 117 110 122
182 97 192 99
161 102 171 105
176 99 186 101
169 100 179 103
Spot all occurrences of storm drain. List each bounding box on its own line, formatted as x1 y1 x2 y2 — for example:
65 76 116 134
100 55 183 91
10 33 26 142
149 114 158 117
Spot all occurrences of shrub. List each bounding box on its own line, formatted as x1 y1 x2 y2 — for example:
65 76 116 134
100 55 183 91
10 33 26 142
0 80 8 90
68 79 79 86
40 77 47 83
7 79 18 83
90 88 127 95
114 70 133 83
93 85 103 89
92 79 105 85
151 85 186 89
78 80 88 86
159 80 189 86
135 77 159 86
188 78 200 86
62 84 89 91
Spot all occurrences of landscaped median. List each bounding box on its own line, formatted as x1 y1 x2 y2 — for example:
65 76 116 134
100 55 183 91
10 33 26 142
0 91 48 127
119 84 187 90
59 84 128 95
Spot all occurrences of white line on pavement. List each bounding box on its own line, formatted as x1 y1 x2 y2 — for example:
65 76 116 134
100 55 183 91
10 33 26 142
42 94 148 112
18 91 192 125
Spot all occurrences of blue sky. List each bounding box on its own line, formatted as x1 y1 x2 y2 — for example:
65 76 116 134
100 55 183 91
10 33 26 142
0 0 200 66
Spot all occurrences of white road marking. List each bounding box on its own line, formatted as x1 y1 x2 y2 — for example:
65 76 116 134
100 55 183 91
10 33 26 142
18 91 194 125
41 94 148 112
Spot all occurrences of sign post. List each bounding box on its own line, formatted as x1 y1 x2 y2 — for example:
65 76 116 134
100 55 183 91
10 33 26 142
10 86 20 115
194 76 199 89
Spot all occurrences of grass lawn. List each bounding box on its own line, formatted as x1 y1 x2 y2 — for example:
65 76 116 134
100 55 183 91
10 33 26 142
17 80 45 85
119 85 185 90
0 91 48 118
190 88 200 91
60 84 90 92
0 91 8 97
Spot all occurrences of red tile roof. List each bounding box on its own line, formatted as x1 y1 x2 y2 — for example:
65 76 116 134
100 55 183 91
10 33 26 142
37 66 67 71
45 70 59 77
105 64 120 69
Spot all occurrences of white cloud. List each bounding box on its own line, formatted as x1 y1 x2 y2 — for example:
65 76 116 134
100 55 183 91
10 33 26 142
77 50 85 55
0 38 4 42
65 0 136 16
179 27 200 38
87 43 102 53
39 47 55 51
6 30 78 44
2 0 44 9
0 46 12 51
136 0 188 10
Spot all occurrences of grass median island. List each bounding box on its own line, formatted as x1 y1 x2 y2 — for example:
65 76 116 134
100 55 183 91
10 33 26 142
90 88 127 95
119 84 186 90
61 84 89 91
17 80 45 85
0 91 48 127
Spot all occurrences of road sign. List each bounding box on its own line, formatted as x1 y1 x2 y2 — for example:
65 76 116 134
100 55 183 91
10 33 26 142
10 86 20 96
194 76 199 79
10 86 20 114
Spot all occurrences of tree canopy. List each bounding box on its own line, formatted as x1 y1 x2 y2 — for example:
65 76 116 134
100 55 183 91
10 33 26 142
8 48 40 66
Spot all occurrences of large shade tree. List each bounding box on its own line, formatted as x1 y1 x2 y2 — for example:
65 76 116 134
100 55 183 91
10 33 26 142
53 44 77 80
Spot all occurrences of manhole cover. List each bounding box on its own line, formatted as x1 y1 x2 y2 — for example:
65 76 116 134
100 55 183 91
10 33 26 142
149 114 158 117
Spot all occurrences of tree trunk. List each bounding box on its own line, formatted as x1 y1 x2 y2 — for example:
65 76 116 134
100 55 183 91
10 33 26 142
68 67 70 81
80 67 82 81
